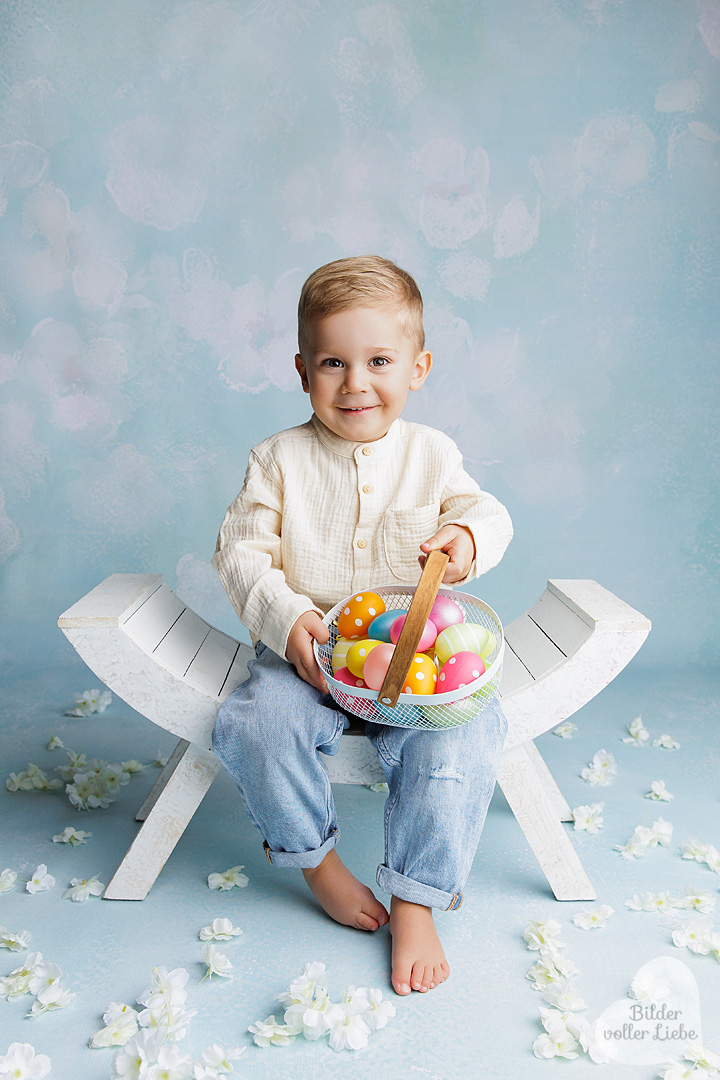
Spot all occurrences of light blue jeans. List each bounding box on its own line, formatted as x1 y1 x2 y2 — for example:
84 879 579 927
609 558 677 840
212 642 508 912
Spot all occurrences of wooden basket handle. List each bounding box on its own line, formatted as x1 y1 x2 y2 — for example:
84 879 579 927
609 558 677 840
377 548 449 708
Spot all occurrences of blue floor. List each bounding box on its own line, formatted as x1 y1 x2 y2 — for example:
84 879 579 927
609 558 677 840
1 639 718 1079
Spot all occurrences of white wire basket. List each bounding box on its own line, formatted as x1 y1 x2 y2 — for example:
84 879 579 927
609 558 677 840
314 585 504 730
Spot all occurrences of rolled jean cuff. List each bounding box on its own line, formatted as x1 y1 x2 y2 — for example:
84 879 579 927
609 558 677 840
263 829 339 869
376 865 464 912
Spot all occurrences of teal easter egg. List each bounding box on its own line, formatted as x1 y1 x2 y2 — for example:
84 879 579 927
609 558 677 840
367 609 405 643
374 702 424 727
434 623 491 666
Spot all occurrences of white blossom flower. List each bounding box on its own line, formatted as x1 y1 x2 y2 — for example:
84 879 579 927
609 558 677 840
66 688 112 716
679 887 716 914
363 987 395 1030
200 944 233 981
657 1062 699 1080
194 1043 244 1077
64 875 105 901
646 779 673 801
46 734 65 750
366 782 389 792
278 960 327 1005
207 865 249 891
66 771 117 811
552 721 577 738
121 760 146 773
652 733 680 749
136 967 196 1042
6 765 62 792
526 952 579 990
680 837 711 861
27 980 75 1017
110 1030 164 1079
53 826 92 846
0 953 43 1000
572 904 614 929
671 916 715 954
0 927 31 951
198 918 242 942
0 868 18 894
89 1003 140 1048
28 960 63 998
6 771 36 792
704 930 720 962
532 1010 580 1059
325 988 372 1052
625 890 679 913
580 749 617 786
248 1015 296 1047
0 1042 52 1079
523 918 565 952
648 817 673 846
540 979 586 1011
628 969 671 1005
26 865 55 894
54 750 88 782
146 1045 194 1080
615 833 648 859
682 1042 720 1073
571 802 604 833
150 751 169 768
622 715 650 745
704 845 720 874
283 989 332 1040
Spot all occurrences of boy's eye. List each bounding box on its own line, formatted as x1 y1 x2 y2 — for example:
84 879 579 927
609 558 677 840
370 356 390 367
321 358 343 368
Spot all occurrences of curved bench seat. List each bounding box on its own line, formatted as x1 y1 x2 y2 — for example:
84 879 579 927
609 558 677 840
59 575 650 902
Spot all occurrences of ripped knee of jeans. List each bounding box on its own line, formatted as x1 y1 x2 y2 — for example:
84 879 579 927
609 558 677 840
428 765 465 782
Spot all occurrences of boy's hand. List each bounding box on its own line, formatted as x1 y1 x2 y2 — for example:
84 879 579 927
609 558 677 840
419 525 476 584
286 610 330 693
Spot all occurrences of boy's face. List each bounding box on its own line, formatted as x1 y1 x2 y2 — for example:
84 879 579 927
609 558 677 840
295 305 432 443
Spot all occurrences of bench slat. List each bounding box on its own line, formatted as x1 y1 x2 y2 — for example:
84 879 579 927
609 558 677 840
152 609 211 677
124 585 186 652
219 643 252 702
185 629 242 698
526 590 593 657
503 613 566 680
498 644 534 697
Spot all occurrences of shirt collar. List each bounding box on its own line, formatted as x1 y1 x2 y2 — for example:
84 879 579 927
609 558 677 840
310 413 402 460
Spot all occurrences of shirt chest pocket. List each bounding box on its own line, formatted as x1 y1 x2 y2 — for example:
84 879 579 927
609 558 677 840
382 502 441 583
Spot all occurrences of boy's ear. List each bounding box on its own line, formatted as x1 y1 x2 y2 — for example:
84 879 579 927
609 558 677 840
409 350 432 391
295 354 310 393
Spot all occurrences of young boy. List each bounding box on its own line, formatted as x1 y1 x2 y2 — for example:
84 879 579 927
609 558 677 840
212 256 513 997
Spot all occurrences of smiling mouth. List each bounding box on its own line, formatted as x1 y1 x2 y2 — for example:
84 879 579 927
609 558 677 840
338 405 377 412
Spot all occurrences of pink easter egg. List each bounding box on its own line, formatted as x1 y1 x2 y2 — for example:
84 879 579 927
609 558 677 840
362 642 396 691
334 666 366 689
436 651 485 694
428 593 465 635
389 615 437 652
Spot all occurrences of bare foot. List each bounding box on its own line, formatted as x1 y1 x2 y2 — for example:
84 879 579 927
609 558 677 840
389 896 450 995
302 849 389 932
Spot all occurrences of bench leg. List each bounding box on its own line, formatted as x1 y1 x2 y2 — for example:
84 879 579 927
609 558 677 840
104 742 221 900
497 742 596 901
134 739 190 821
522 740 573 821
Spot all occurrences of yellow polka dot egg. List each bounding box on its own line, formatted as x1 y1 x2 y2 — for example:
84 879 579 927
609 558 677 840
337 592 386 639
403 653 438 695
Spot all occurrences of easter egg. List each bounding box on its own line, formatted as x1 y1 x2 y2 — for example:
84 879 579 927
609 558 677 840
362 643 396 691
434 623 492 666
331 638 353 673
346 639 382 678
367 609 404 643
436 651 485 694
337 592 386 639
402 653 438 696
374 702 424 726
428 593 465 635
389 615 438 652
334 666 366 689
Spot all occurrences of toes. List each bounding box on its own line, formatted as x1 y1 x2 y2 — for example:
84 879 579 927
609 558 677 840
392 956 413 996
411 962 430 992
356 912 379 932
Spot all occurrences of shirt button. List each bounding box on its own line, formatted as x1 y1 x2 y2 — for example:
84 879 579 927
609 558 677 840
362 446 372 456
362 484 373 494
357 539 367 549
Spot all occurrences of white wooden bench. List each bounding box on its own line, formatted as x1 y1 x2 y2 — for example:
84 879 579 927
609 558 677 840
58 576 650 903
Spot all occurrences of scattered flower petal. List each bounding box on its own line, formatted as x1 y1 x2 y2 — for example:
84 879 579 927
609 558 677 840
66 688 112 716
248 1015 296 1047
46 734 65 750
26 866 55 894
580 749 617 786
539 979 586 1012
200 944 233 981
207 866 249 891
88 1003 140 1048
533 1010 580 1059
0 868 17 895
195 1044 245 1076
652 733 680 749
646 779 673 801
110 1030 165 1079
63 875 105 901
198 917 243 942
622 715 650 745
366 782 389 792
571 802 604 833
0 1042 52 1078
552 721 577 738
572 904 614 929
523 918 565 952
628 969 671 1005
671 916 714 954
53 826 92 847
325 988 372 1052
625 890 679 913
0 927 31 951
0 952 43 1000
146 1044 194 1080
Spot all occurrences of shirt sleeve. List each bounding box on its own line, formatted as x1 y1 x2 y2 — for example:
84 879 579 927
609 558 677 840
212 451 324 660
437 457 513 584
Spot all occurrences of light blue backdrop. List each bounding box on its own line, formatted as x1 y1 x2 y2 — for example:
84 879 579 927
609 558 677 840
1 0 718 666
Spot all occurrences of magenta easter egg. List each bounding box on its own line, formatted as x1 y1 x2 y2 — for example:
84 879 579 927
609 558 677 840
437 651 485 694
368 609 404 643
389 615 437 652
334 666 367 689
362 643 396 691
428 594 465 635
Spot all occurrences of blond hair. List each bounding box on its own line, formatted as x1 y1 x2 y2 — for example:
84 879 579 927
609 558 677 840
297 255 424 355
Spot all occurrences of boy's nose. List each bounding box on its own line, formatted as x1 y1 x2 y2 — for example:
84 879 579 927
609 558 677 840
342 368 369 394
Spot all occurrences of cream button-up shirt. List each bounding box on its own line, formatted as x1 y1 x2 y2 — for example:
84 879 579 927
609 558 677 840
213 413 513 660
